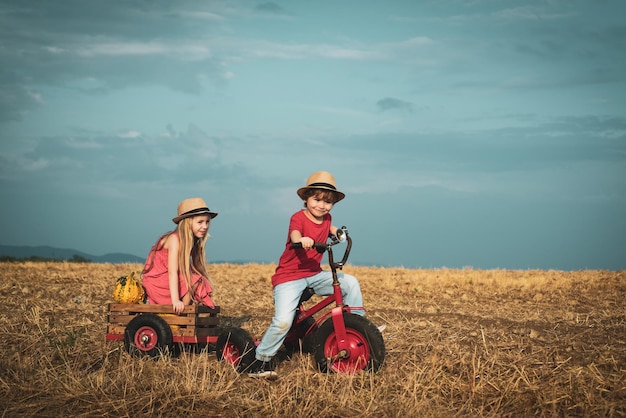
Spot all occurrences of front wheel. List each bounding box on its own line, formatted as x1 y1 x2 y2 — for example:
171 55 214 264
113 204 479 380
215 327 256 372
313 313 385 374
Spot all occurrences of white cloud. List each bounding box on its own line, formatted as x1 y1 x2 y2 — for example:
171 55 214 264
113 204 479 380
491 6 573 21
20 157 50 172
117 130 141 139
403 37 434 46
64 138 103 148
26 89 44 105
74 41 212 61
177 10 226 21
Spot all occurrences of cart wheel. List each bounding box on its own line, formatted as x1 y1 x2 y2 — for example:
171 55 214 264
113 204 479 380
124 314 175 358
313 313 385 374
216 327 256 372
284 316 318 355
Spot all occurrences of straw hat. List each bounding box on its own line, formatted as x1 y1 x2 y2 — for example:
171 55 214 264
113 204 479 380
296 171 345 202
172 197 218 224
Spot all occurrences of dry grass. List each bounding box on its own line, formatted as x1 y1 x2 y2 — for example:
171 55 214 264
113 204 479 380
1 261 624 417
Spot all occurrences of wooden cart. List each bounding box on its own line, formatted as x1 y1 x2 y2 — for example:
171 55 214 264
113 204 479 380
105 303 256 370
106 303 221 342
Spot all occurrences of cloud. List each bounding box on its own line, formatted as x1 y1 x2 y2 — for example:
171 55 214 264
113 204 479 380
491 6 573 21
117 130 142 139
0 1 230 117
0 124 229 191
255 2 289 16
0 1 435 123
376 97 414 112
0 84 44 122
238 39 384 60
323 114 626 199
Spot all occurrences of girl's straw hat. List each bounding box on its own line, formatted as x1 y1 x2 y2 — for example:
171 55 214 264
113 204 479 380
172 197 218 224
296 171 345 202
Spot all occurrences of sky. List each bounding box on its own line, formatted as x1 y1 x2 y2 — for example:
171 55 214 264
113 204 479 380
1 0 625 271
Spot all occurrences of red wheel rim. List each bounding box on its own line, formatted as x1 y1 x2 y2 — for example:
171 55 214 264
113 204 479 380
221 342 241 365
323 328 371 374
134 325 158 351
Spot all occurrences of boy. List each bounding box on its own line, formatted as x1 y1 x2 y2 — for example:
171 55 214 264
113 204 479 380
248 171 364 379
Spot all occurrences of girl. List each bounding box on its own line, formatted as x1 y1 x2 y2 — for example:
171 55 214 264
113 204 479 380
142 197 217 314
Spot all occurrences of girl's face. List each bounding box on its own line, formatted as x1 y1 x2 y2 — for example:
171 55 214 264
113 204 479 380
191 215 211 239
305 194 334 220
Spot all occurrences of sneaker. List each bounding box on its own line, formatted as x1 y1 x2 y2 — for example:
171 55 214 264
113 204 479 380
377 324 387 333
247 359 278 380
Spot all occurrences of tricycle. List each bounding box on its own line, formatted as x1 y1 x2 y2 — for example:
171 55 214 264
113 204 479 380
105 227 385 374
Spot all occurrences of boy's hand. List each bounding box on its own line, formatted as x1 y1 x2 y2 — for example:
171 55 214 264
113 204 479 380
300 237 314 250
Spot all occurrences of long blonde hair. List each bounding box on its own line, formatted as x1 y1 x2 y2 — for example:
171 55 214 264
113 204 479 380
176 217 210 290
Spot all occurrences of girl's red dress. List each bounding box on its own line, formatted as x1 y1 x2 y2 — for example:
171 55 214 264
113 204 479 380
142 237 215 308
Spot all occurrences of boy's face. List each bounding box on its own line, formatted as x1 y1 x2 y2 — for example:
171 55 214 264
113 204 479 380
305 193 334 219
191 215 211 239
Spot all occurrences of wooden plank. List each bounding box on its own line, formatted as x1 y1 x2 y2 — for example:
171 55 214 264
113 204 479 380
108 313 135 325
107 324 126 335
109 312 219 326
195 316 220 326
108 317 219 334
171 327 195 337
154 315 197 326
196 305 221 315
195 327 221 337
108 303 220 315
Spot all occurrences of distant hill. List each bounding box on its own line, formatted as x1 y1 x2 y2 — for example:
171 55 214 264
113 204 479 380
0 245 144 264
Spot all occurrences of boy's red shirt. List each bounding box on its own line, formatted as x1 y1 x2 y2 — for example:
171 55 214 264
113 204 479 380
271 210 331 287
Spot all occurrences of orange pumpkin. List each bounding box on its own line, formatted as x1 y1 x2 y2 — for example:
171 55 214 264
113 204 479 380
113 272 145 304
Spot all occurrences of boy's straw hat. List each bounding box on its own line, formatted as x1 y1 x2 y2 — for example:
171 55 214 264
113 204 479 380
172 197 218 224
296 171 345 202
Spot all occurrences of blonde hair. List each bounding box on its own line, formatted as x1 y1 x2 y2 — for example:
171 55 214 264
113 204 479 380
176 217 211 292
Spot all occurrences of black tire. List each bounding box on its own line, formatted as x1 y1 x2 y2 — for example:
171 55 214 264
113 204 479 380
124 314 175 358
313 313 385 373
215 327 256 372
283 315 318 355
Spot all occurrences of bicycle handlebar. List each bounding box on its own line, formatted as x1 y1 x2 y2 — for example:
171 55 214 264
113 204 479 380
290 227 348 251
290 227 352 268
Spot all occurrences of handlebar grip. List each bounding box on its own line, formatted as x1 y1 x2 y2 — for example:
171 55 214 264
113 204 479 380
291 242 326 253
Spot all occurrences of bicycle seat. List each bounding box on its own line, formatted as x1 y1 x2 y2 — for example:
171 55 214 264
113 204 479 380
298 287 315 304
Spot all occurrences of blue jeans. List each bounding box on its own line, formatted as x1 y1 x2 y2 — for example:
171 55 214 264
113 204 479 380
254 270 364 362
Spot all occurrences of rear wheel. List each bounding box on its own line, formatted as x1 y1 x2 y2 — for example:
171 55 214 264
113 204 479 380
216 327 256 372
124 314 175 358
313 313 385 373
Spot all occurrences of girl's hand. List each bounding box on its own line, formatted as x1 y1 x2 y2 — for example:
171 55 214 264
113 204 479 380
300 237 314 250
172 299 185 314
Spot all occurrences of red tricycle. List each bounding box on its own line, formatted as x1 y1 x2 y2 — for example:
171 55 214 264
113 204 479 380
105 227 385 374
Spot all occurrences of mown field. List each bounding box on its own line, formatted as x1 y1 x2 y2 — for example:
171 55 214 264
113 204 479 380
0 261 624 417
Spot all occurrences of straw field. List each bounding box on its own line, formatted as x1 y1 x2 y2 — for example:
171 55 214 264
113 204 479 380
1 261 624 417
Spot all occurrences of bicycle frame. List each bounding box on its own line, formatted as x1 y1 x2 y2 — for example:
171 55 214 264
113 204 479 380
291 232 362 352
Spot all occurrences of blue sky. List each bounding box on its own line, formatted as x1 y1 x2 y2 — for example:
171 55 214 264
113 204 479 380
1 0 624 270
